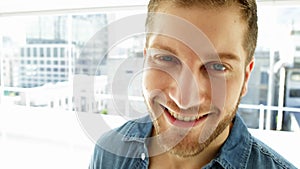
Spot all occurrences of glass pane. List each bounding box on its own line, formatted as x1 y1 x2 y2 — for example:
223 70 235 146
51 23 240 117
72 11 146 119
291 72 300 81
1 15 69 87
0 3 300 169
240 6 300 130
0 4 299 131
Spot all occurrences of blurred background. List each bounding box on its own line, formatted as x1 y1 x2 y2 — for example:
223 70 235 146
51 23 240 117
0 0 300 168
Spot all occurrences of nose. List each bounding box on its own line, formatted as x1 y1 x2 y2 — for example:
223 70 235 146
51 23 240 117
168 65 202 109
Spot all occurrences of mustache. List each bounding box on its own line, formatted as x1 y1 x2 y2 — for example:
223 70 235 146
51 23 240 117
154 97 220 115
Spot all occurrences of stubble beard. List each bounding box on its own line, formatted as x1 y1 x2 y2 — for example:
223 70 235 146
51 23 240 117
150 96 242 158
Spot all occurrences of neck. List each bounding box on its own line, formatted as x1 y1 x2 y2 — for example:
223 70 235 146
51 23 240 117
149 125 231 169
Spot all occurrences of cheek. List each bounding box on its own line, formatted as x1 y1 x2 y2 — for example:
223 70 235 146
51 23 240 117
208 74 244 111
142 70 170 107
142 70 170 91
225 77 245 106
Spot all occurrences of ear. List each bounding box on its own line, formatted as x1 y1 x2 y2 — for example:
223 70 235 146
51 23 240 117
241 58 255 97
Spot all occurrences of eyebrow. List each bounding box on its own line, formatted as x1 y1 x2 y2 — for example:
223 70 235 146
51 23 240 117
150 44 179 56
208 53 241 62
150 43 241 62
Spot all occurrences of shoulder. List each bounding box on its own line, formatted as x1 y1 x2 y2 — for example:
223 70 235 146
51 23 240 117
248 135 297 169
216 114 297 169
97 115 152 145
89 115 152 169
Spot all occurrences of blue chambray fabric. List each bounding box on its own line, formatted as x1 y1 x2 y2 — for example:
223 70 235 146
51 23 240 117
89 113 297 169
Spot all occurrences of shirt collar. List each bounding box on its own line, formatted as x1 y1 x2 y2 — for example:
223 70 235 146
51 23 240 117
121 115 153 143
206 113 252 169
122 113 252 169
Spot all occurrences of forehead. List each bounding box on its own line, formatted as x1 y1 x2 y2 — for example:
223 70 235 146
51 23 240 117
147 5 247 63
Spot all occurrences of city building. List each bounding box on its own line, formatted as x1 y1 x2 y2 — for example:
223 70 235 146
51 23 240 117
18 43 77 88
1 36 19 87
1 14 109 89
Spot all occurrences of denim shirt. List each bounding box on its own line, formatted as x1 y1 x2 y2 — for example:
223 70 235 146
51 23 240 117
89 113 297 169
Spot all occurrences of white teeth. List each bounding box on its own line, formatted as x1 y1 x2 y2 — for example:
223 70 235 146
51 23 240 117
183 117 191 122
173 113 179 119
168 109 204 122
178 116 184 121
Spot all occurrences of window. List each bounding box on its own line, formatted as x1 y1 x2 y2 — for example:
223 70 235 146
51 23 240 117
291 72 300 81
40 48 44 57
53 48 58 57
81 97 87 112
27 48 31 57
21 48 25 57
60 48 65 56
33 48 37 57
0 3 299 168
260 72 269 85
290 89 300 97
47 48 51 57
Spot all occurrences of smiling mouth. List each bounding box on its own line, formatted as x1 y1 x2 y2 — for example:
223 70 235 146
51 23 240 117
161 105 209 123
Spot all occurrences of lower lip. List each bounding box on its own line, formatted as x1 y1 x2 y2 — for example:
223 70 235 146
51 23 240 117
163 108 208 128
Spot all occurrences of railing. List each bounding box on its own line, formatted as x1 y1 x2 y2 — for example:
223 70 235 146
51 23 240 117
1 87 299 131
239 104 300 131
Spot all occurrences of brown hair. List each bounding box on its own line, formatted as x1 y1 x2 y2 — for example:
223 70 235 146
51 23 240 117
146 0 258 64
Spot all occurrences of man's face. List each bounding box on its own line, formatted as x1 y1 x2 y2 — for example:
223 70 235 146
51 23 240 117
142 5 254 157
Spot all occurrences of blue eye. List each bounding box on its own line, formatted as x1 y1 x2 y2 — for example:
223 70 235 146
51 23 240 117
145 48 181 67
212 63 226 71
159 55 176 62
152 54 181 67
205 62 227 73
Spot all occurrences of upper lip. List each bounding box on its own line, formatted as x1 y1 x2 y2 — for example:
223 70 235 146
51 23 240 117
159 103 209 118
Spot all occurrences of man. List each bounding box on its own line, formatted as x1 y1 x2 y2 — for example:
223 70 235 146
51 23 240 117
89 0 297 168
